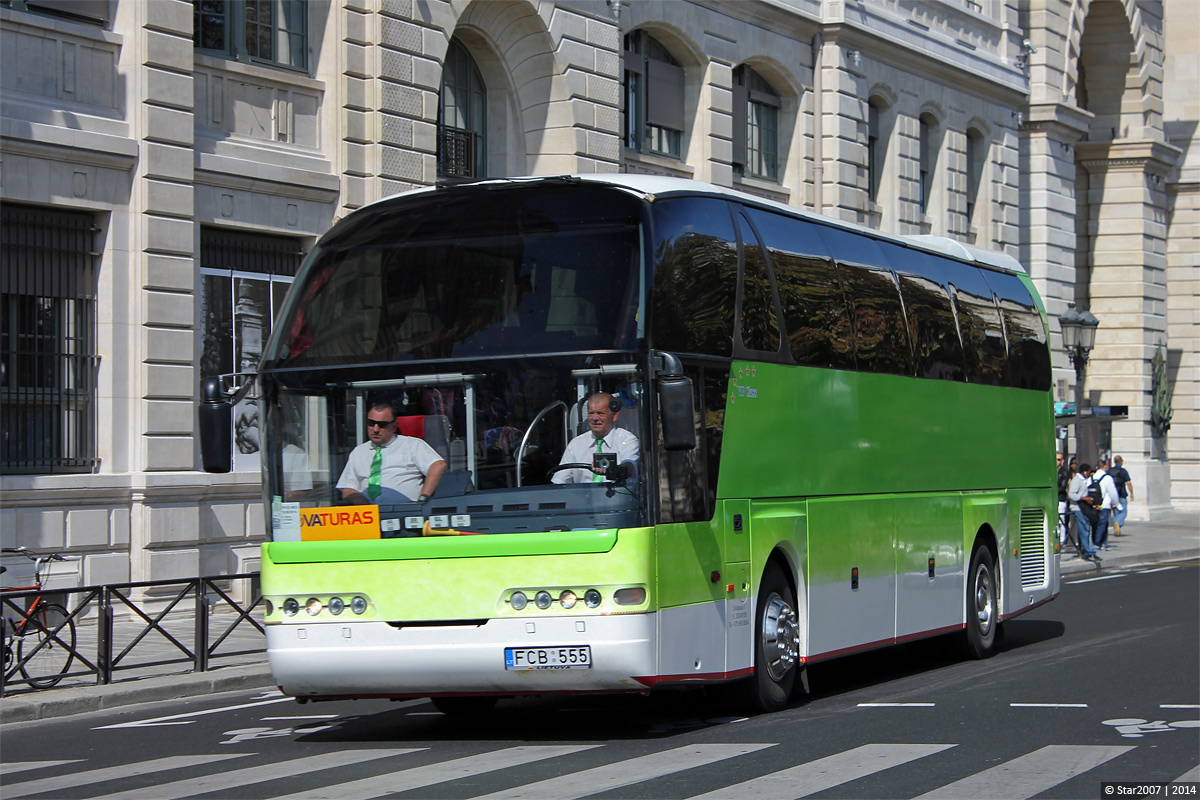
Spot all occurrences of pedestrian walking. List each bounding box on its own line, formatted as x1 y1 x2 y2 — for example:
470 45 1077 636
1069 463 1101 562
1110 455 1133 534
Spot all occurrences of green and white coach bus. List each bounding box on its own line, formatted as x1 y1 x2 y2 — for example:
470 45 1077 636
201 175 1060 713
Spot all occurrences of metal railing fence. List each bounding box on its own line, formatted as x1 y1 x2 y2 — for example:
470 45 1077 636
1 572 263 695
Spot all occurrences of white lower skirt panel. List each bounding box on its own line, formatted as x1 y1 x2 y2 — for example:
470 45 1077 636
267 613 657 697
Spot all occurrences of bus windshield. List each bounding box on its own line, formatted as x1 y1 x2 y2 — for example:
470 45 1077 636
258 183 653 541
267 183 646 367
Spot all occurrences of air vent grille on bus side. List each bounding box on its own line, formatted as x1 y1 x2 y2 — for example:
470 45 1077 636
1018 508 1048 589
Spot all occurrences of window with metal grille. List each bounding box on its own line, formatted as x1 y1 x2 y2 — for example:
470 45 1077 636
438 40 487 179
200 227 304 471
1 205 99 474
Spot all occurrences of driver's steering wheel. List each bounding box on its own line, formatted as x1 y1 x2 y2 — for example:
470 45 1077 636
546 463 593 481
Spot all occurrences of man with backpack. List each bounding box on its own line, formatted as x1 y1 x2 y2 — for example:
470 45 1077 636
1069 463 1102 562
1092 457 1121 551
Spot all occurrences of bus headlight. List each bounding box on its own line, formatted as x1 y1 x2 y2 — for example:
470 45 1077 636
305 598 323 616
534 591 553 610
559 590 578 609
350 596 369 615
510 591 528 610
584 589 602 608
327 597 345 615
282 598 300 617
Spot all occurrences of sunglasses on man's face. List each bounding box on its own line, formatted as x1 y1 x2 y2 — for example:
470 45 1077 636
366 417 396 428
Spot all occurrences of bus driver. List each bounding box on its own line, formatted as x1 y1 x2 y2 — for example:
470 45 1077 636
337 402 446 504
552 392 639 484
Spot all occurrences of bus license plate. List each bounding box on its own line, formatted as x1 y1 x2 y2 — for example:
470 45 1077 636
504 645 592 670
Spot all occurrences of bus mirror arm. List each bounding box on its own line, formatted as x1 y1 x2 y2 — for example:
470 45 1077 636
654 351 686 378
198 377 233 473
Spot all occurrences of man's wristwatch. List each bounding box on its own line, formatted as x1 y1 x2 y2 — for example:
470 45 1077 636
418 494 430 502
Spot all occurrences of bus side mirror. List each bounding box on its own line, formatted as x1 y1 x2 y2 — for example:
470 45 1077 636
198 377 232 473
658 376 697 452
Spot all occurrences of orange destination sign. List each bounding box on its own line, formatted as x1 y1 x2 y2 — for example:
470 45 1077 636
300 506 381 541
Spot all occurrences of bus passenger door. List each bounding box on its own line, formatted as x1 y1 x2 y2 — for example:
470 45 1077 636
805 496 897 657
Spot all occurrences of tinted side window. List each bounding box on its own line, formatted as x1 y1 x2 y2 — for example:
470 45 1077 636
896 274 965 381
650 198 737 357
878 242 965 381
746 210 854 369
656 361 728 523
736 213 781 355
837 263 914 376
941 259 1006 385
982 270 1051 390
815 225 890 267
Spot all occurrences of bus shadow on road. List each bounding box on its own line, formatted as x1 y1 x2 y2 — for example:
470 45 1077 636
800 621 1067 702
289 622 1068 744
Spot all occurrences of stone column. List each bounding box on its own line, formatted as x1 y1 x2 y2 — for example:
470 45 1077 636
1076 139 1181 518
134 0 198 582
1020 103 1090 408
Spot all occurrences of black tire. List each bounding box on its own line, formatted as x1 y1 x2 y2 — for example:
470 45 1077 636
18 603 76 689
737 561 800 713
430 696 498 716
963 545 998 659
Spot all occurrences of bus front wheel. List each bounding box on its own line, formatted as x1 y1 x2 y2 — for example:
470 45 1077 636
739 561 800 713
964 544 998 659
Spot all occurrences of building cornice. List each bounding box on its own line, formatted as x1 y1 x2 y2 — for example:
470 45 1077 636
1076 139 1183 176
1023 101 1093 143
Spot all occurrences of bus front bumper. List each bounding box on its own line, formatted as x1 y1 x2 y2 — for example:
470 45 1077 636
267 613 657 697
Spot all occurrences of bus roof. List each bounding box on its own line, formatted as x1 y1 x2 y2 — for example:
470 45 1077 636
369 175 1027 275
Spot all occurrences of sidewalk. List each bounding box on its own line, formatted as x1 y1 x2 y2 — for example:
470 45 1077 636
3 510 1196 725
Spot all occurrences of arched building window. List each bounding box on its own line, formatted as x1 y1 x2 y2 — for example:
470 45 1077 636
733 65 781 181
623 30 683 158
439 40 487 178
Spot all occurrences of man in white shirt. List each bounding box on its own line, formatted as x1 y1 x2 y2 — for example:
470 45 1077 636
337 402 446 503
552 392 639 484
1092 457 1122 551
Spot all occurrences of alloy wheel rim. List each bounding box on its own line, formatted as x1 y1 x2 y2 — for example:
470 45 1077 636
762 592 800 682
974 562 994 635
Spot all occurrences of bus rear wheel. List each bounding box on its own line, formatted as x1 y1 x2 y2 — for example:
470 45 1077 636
963 544 998 659
738 561 800 713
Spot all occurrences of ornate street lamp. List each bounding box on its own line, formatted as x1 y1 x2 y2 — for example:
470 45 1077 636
1059 304 1100 460
1059 304 1100 381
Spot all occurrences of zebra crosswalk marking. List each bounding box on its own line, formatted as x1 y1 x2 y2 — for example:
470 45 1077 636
88 749 420 800
263 746 600 800
1176 765 1200 783
2 754 250 798
914 744 1135 799
684 743 955 799
2 761 84 775
465 743 775 800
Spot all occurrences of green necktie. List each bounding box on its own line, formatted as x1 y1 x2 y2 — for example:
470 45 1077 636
367 445 383 500
594 437 605 483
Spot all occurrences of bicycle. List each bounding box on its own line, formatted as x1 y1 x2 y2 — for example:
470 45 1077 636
2 547 77 689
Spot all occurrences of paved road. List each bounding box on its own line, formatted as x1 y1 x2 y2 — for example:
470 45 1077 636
3 559 1196 799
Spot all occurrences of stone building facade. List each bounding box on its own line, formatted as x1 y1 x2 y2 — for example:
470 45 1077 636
1 0 1195 589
